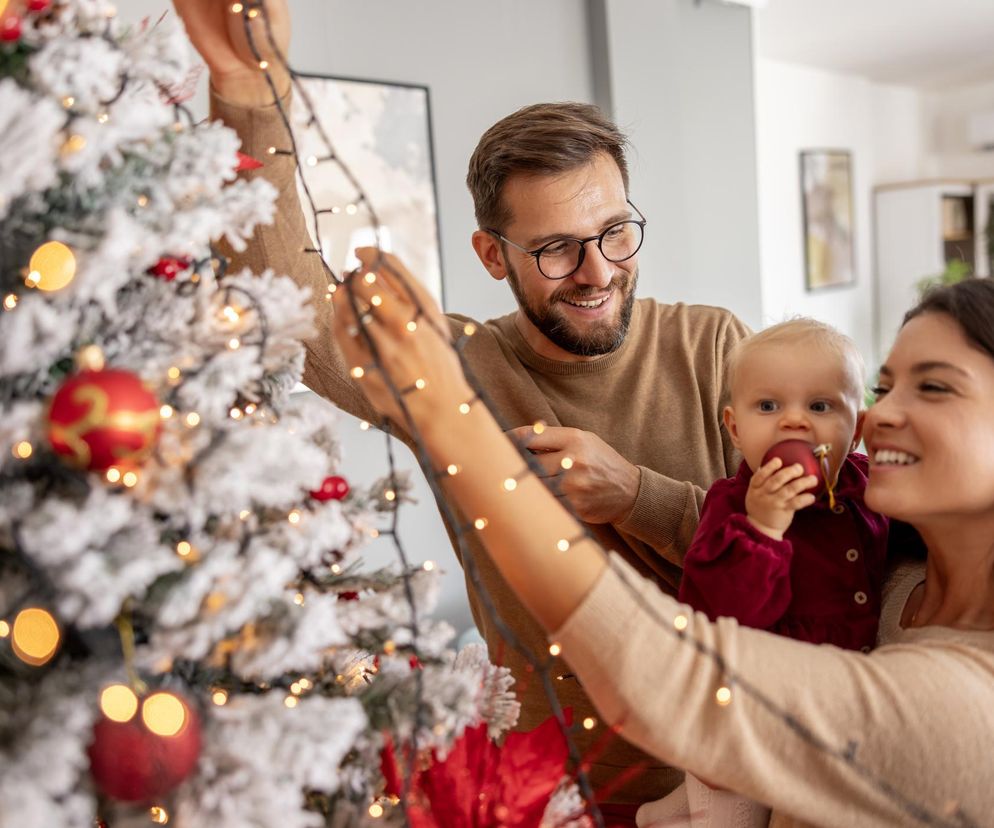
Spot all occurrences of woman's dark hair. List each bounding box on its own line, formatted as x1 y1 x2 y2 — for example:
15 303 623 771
904 277 994 361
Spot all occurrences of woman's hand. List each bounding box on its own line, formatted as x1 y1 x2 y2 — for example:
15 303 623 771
331 249 473 435
172 0 291 106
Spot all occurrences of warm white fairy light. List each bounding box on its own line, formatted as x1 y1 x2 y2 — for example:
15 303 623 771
212 689 228 706
12 441 32 460
122 471 138 488
384 489 396 501
560 457 574 470
239 509 251 521
299 678 312 690
458 402 471 415
406 320 417 332
288 510 302 525
2 294 17 310
97 111 109 124
100 684 138 723
331 564 342 574
359 420 371 430
305 155 317 167
548 642 562 657
413 378 426 390
284 695 298 708
258 60 269 70
184 412 201 427
363 272 376 285
105 468 121 483
24 271 40 288
137 195 149 208
244 403 257 414
345 203 358 215
370 294 382 307
230 407 243 420
227 337 240 350
159 404 174 419
583 717 596 730
423 560 436 572
673 614 689 631
176 541 193 559
473 518 488 530
368 803 384 819
61 95 75 108
247 7 259 18
326 283 337 295
351 367 365 379
222 305 240 323
556 539 570 552
502 478 517 492
463 323 477 336
290 681 302 695
715 686 732 706
293 592 305 605
231 2 243 11
533 421 546 435
446 464 460 476
167 366 181 381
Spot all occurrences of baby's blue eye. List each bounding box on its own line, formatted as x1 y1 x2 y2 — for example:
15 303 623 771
758 400 777 412
810 401 831 413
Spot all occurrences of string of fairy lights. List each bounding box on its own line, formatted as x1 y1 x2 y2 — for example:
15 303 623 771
244 3 981 827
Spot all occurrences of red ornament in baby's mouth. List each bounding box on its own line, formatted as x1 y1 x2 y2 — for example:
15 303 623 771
760 439 826 495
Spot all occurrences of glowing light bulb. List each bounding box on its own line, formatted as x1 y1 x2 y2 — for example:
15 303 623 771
227 337 240 350
673 614 689 631
184 412 200 428
363 272 377 285
413 378 426 390
3 294 17 310
533 421 546 435
0 621 8 638
560 457 574 470
406 320 417 332
149 805 169 824
423 560 436 571
12 441 32 460
27 241 76 292
548 642 562 657
212 689 229 706
715 686 733 706
142 692 187 737
502 478 517 492
122 471 138 488
11 608 60 666
446 464 459 476
473 518 488 530
284 695 298 708
106 468 122 483
458 402 471 415
100 684 139 723
293 592 305 605
159 404 174 419
369 803 384 818
288 509 302 525
351 367 365 379
75 344 106 372
556 539 570 552
176 541 193 558
583 717 596 730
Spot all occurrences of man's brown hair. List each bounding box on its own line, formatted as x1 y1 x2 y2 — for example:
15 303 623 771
466 102 630 232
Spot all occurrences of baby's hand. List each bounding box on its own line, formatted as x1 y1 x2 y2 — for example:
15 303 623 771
744 458 818 540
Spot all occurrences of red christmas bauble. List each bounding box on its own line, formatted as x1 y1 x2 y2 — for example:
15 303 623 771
88 690 201 802
147 257 190 282
761 439 823 495
0 14 22 41
310 475 349 502
27 0 51 11
47 369 160 471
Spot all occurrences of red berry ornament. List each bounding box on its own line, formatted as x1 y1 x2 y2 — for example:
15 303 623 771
761 439 823 495
0 15 22 41
47 369 160 472
310 475 349 502
147 257 190 282
88 688 201 802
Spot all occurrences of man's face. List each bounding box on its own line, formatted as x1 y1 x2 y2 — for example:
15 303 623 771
496 153 640 360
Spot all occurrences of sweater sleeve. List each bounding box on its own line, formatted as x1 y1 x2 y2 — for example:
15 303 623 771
617 467 706 563
209 88 381 426
553 553 994 826
678 481 794 629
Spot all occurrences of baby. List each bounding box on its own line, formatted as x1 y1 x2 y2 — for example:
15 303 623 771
637 319 889 828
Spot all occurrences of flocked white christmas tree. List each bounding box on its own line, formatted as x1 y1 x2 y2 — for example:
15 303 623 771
0 3 574 825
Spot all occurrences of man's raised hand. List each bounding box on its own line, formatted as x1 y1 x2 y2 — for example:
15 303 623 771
172 0 290 106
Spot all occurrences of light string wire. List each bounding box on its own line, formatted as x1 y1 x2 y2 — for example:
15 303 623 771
244 3 974 826
238 4 432 817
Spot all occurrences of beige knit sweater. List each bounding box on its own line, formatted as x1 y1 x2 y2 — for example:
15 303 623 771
554 556 994 827
213 91 750 802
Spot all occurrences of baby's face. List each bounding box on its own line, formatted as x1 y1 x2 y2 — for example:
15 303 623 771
725 343 862 482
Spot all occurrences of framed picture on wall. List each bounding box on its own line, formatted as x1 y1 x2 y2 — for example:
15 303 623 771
799 150 855 291
289 73 445 306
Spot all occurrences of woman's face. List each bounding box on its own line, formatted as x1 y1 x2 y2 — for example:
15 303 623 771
864 312 994 524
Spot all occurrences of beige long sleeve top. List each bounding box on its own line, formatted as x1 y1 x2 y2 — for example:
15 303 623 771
553 556 994 827
212 90 750 802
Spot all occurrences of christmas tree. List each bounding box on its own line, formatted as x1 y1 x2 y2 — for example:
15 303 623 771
0 3 597 825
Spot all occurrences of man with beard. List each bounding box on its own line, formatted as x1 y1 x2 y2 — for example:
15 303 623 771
173 1 749 820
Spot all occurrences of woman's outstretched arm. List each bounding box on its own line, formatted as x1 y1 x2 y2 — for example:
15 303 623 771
331 252 994 827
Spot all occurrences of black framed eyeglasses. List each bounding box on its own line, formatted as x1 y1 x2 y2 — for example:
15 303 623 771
486 200 647 280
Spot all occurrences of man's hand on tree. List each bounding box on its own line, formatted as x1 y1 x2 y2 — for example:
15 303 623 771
172 0 291 106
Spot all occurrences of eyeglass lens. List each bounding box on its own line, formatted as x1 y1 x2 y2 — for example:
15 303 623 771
538 220 643 279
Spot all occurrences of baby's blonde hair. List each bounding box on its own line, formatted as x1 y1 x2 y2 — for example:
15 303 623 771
725 318 865 405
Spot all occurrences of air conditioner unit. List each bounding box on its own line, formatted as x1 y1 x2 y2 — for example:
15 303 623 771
968 111 994 151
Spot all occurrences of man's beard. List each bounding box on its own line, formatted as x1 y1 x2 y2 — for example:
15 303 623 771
506 264 637 357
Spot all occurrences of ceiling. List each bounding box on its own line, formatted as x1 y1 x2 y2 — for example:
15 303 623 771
754 0 994 90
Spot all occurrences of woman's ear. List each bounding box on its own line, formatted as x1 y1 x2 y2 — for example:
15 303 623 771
472 230 508 282
722 406 742 449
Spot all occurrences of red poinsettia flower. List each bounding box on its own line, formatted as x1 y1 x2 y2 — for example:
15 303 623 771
382 712 572 828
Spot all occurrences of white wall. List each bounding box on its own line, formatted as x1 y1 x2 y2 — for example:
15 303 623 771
921 77 994 179
599 0 763 328
754 59 923 367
